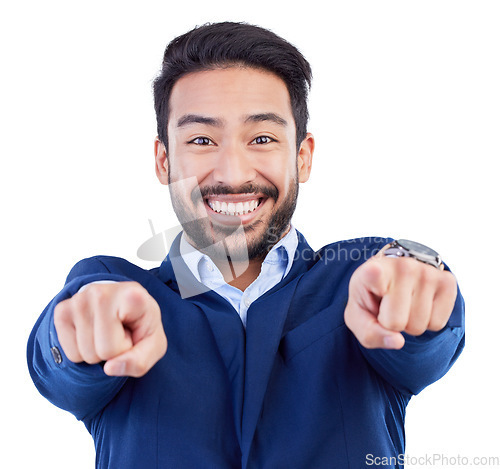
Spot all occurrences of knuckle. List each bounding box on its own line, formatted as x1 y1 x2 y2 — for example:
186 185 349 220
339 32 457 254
441 272 458 295
419 265 435 285
122 282 148 306
159 332 168 356
428 316 448 332
95 331 132 361
64 350 82 363
85 356 102 366
133 357 149 377
94 342 115 361
85 355 102 365
54 301 71 326
405 322 427 336
343 308 353 329
361 259 383 278
79 349 101 365
343 304 357 333
379 315 405 332
395 258 414 277
72 290 90 311
356 260 384 288
89 284 110 307
358 328 378 349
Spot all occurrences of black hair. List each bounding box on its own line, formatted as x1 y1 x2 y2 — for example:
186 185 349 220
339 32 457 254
153 21 312 152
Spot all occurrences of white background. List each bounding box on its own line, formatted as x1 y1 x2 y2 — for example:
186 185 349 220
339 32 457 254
1 1 498 467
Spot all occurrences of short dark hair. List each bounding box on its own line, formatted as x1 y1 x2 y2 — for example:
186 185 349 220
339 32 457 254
153 21 312 152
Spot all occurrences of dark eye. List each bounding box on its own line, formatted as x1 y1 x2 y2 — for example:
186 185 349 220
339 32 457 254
189 137 215 146
251 136 276 145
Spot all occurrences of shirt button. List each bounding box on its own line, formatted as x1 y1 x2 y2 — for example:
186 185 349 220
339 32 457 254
244 298 251 308
51 346 63 364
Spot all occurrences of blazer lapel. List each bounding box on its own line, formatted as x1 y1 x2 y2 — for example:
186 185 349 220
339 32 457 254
159 234 246 446
241 232 314 466
160 231 317 465
240 280 298 466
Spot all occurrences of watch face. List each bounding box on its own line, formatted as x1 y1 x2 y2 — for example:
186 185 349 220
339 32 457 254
398 239 439 257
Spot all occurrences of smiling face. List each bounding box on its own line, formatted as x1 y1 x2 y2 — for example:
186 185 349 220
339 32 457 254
155 66 314 262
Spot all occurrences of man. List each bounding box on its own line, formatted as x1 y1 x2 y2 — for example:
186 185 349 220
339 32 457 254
27 22 464 469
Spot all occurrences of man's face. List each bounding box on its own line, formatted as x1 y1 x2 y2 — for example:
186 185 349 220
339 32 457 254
155 67 313 261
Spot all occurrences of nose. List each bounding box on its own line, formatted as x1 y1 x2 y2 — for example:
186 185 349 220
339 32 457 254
212 144 257 188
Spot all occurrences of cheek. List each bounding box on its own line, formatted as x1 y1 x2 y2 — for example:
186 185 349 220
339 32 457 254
167 154 206 185
260 157 296 193
168 176 199 204
167 145 214 184
166 134 189 179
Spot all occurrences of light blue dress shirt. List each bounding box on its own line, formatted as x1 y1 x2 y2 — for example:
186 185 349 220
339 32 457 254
179 227 298 327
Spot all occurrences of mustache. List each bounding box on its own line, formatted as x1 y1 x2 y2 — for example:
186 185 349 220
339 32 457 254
192 183 279 203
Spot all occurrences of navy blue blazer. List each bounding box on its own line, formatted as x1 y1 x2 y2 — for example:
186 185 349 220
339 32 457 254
27 232 465 468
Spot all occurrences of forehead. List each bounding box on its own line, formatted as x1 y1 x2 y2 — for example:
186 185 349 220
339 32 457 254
168 67 293 125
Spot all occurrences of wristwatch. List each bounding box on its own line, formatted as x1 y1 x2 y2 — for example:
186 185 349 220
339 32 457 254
384 239 442 269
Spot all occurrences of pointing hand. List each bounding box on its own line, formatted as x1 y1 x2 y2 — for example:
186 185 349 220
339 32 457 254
54 282 167 377
344 249 457 349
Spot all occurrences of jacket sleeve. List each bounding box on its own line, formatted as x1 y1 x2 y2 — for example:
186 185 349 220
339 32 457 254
358 265 465 396
27 257 133 421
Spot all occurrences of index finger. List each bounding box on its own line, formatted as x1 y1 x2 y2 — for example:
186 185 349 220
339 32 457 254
345 296 405 350
103 326 167 377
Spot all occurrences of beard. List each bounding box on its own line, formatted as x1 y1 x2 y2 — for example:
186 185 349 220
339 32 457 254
169 175 299 263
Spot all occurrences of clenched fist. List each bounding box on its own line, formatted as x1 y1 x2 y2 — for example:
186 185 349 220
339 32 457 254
344 248 457 350
54 282 167 377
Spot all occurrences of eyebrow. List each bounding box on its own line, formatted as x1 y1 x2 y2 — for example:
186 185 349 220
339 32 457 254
176 114 224 128
245 113 288 127
176 112 288 129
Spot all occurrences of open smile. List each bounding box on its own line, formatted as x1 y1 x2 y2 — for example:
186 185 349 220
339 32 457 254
203 193 268 224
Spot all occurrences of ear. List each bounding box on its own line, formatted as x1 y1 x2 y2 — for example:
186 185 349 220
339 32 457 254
297 132 314 183
154 136 169 185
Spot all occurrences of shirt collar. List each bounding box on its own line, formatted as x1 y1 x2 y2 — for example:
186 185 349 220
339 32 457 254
263 226 298 279
179 226 298 283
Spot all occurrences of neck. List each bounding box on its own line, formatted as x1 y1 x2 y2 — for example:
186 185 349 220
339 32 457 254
216 224 292 291
219 257 264 291
184 225 292 292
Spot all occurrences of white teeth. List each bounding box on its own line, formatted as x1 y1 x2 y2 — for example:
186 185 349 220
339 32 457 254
207 198 261 216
